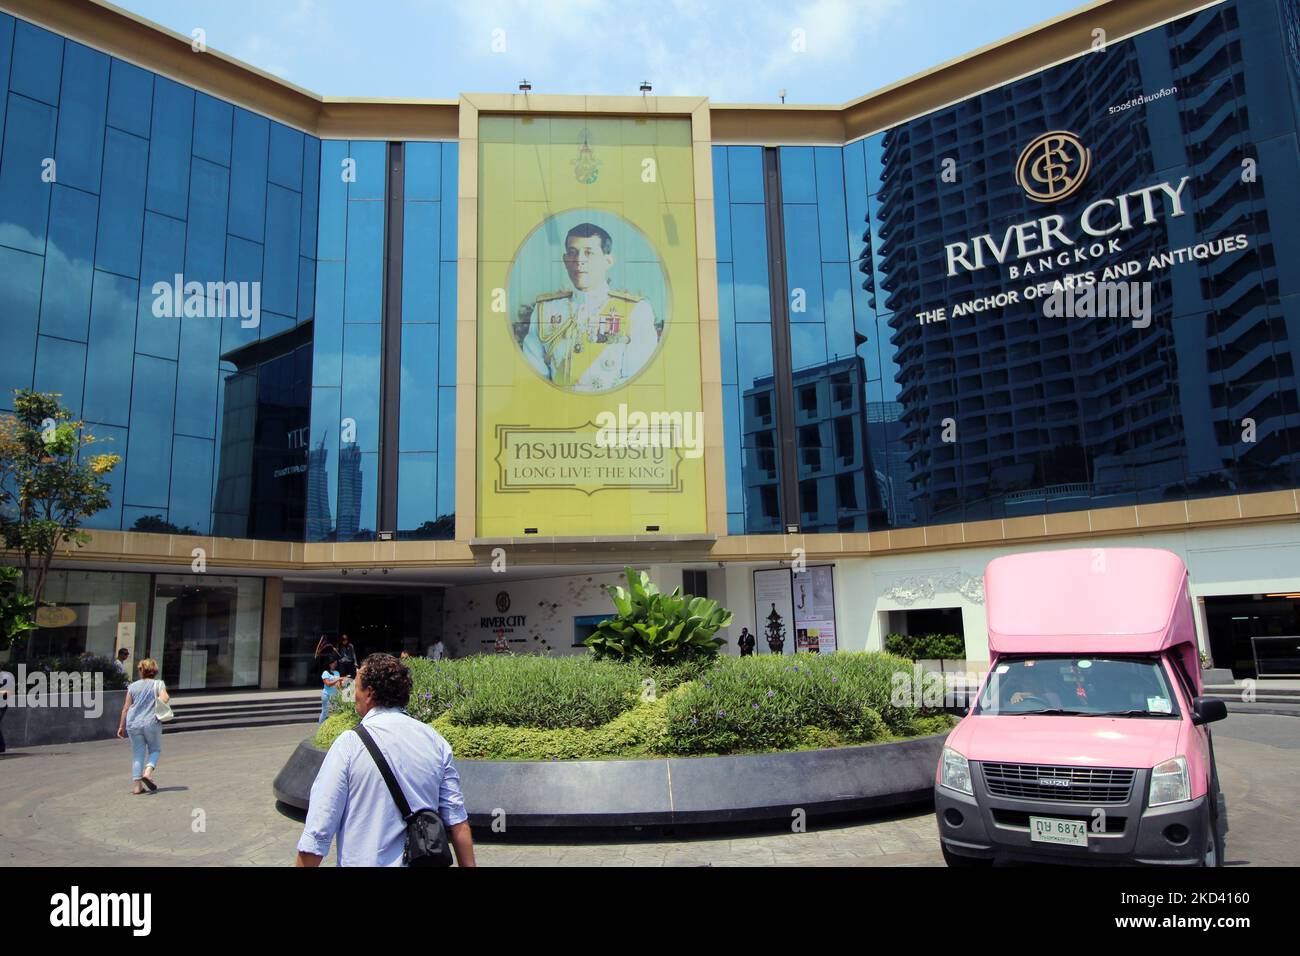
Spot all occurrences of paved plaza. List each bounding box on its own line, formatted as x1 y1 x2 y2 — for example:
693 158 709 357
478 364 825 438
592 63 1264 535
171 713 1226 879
0 714 1295 866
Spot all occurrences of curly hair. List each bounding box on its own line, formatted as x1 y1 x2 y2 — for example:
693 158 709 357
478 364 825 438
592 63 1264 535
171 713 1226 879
357 653 412 709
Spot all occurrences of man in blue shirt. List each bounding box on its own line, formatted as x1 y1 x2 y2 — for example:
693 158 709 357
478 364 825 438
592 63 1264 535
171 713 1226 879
296 654 476 867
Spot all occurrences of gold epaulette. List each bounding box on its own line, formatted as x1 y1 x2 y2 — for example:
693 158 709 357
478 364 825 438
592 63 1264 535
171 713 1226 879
608 289 643 302
536 290 572 302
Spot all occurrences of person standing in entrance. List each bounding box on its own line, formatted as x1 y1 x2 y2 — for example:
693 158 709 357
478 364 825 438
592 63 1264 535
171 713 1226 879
296 653 476 867
737 627 756 656
115 658 169 794
320 660 345 724
337 634 358 678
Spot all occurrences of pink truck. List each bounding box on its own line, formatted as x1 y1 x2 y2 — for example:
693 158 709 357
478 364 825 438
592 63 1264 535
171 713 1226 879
935 547 1228 866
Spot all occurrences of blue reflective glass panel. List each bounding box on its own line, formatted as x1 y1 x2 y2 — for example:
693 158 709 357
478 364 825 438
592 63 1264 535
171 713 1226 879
55 42 108 193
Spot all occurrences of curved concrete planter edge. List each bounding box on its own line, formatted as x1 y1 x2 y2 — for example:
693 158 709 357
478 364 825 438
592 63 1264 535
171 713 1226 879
273 731 949 829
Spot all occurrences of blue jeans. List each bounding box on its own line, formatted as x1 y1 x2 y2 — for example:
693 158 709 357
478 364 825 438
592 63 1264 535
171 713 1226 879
128 721 162 780
319 694 335 724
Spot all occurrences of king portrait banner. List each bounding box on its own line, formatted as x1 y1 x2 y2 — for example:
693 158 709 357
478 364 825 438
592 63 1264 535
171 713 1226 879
476 115 706 536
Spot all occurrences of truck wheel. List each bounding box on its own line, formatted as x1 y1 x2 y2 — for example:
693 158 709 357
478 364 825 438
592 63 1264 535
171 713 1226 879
1201 797 1224 868
942 842 992 868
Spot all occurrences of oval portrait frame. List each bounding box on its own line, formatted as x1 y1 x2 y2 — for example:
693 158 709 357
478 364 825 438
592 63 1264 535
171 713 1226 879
506 207 672 395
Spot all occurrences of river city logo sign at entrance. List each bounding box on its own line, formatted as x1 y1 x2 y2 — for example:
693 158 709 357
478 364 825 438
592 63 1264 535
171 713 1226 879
1015 131 1091 203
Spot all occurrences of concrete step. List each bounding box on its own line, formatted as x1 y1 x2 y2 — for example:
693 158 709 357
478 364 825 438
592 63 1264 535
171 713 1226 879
165 712 320 734
171 700 321 717
1224 701 1300 718
1206 684 1300 699
164 691 323 733
170 694 320 709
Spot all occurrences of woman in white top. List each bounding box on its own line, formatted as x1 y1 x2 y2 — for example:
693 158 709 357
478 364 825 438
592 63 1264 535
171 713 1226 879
116 658 170 795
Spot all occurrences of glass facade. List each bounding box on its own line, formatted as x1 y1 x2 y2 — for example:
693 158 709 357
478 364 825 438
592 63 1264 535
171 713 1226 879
716 0 1300 533
151 574 263 689
0 11 458 544
27 569 152 660
306 140 459 542
396 142 458 540
714 146 782 534
0 13 320 539
21 568 263 690
2 1 1299 555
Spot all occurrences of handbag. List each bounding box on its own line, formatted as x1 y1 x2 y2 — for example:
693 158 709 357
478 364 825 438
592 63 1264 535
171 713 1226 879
153 680 174 723
354 724 454 867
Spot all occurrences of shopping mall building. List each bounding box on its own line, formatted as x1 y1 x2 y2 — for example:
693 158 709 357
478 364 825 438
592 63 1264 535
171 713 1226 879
2 0 1299 689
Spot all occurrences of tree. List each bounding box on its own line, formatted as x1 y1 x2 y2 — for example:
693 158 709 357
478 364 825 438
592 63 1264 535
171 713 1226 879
0 564 37 654
0 391 120 631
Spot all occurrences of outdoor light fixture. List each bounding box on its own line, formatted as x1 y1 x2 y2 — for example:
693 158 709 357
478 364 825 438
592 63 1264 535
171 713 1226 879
518 79 532 92
378 531 393 541
524 527 538 534
786 524 799 533
640 80 652 94
779 88 787 103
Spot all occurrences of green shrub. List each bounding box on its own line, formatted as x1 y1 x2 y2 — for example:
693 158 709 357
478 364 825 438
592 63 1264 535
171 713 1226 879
911 713 959 736
315 709 359 748
883 633 965 661
585 567 732 664
430 696 670 761
312 650 943 759
331 654 643 730
662 653 914 755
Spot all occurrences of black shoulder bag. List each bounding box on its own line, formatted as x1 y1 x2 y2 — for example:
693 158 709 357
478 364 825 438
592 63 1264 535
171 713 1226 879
353 724 455 867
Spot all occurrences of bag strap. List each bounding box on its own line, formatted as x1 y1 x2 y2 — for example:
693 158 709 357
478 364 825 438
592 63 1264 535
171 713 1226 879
354 724 414 821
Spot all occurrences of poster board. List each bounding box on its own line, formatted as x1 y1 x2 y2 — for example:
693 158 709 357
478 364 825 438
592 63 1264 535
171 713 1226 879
753 566 838 654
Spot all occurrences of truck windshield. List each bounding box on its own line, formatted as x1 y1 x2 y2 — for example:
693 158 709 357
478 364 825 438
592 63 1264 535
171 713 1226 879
974 656 1181 717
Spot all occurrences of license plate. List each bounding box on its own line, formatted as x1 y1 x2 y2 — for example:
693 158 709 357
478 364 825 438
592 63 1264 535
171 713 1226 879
1030 816 1088 847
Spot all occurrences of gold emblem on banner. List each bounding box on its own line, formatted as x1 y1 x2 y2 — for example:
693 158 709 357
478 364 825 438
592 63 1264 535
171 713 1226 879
571 129 602 185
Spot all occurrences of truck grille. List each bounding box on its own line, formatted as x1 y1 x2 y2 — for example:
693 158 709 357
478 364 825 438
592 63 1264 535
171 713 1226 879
981 762 1136 805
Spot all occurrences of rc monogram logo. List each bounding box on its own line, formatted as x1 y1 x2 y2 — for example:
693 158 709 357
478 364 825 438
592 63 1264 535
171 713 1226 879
1014 131 1091 203
495 591 511 613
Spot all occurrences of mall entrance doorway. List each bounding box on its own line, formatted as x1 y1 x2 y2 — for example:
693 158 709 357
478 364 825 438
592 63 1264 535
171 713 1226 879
279 582 443 688
1203 593 1300 678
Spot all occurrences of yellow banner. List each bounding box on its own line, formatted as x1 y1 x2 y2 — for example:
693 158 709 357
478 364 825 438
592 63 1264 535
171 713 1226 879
477 115 705 535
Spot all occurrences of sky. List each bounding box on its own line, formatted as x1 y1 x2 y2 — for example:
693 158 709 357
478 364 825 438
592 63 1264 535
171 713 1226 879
112 0 1090 104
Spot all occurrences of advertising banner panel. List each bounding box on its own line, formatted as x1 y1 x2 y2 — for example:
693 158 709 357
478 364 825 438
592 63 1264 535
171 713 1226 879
477 115 705 536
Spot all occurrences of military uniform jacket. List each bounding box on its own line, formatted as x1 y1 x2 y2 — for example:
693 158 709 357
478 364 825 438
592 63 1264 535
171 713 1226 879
520 284 658 392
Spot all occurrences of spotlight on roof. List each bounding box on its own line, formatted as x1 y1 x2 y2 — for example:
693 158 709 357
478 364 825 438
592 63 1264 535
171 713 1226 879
779 89 787 103
640 80 652 94
518 79 532 93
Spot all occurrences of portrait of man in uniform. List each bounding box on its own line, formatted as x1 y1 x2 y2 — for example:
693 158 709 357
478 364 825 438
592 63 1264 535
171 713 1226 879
519 222 660 393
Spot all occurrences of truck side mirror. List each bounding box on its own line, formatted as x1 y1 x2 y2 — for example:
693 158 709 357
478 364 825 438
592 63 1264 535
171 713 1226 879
1192 696 1227 726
